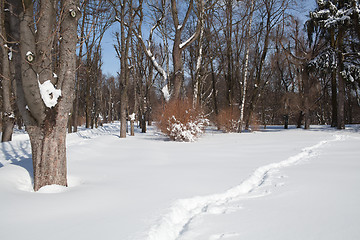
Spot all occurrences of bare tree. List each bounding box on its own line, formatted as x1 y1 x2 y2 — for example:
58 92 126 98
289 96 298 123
244 0 292 129
110 0 139 137
133 0 206 101
14 0 79 191
238 0 255 132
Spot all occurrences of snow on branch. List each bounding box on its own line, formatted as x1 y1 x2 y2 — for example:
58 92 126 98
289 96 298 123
146 49 168 82
38 80 62 108
308 48 337 70
179 32 198 49
310 2 354 29
134 13 170 101
162 85 171 102
341 62 360 84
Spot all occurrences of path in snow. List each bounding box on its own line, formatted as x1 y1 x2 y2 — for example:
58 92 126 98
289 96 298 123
144 134 345 240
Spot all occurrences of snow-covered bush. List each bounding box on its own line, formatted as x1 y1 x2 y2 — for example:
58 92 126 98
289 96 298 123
156 100 209 142
167 115 209 142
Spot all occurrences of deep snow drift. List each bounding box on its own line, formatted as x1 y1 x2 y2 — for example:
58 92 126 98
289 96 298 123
0 123 359 240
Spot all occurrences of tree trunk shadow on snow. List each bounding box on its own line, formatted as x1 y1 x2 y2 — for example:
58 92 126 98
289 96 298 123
0 141 34 180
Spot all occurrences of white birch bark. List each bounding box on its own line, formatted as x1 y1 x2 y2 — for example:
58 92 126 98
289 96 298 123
238 0 255 132
194 10 205 107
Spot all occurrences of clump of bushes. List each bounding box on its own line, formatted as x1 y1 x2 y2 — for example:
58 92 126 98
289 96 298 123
156 100 209 142
215 107 240 132
215 107 261 132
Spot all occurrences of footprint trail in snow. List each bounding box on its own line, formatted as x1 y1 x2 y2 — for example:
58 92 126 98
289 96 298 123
144 135 345 240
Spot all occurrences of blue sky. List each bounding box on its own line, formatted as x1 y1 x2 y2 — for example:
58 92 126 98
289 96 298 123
101 0 317 77
101 24 120 77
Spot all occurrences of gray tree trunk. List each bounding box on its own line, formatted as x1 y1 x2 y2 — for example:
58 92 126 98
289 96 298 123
16 0 79 191
0 0 15 142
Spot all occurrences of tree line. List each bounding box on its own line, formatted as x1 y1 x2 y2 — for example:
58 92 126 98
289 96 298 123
68 0 360 135
1 0 360 190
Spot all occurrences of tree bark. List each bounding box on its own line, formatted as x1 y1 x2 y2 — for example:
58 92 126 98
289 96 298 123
172 31 184 100
330 29 337 127
16 0 79 191
1 0 15 142
337 27 345 130
210 59 219 116
28 121 67 191
130 119 134 136
238 0 254 132
302 65 310 129
225 0 233 107
194 14 205 108
331 69 337 127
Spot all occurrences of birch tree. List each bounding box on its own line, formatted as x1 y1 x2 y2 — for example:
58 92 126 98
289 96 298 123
238 0 255 132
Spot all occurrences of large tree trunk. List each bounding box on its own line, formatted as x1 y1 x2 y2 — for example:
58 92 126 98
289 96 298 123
169 0 202 101
119 82 128 138
28 119 68 191
16 0 79 191
172 32 183 101
117 1 130 138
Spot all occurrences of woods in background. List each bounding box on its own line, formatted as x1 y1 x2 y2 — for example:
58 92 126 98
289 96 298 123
2 0 360 140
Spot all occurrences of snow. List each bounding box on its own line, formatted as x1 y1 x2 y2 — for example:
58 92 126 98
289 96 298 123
1 123 360 240
38 80 62 108
129 113 136 121
147 49 167 80
8 46 12 61
161 85 170 102
179 34 195 49
167 116 208 142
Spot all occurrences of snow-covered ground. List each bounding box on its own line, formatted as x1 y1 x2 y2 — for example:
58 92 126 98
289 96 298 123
0 123 359 240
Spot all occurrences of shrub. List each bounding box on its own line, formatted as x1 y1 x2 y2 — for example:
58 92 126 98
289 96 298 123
215 107 240 132
156 100 209 142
